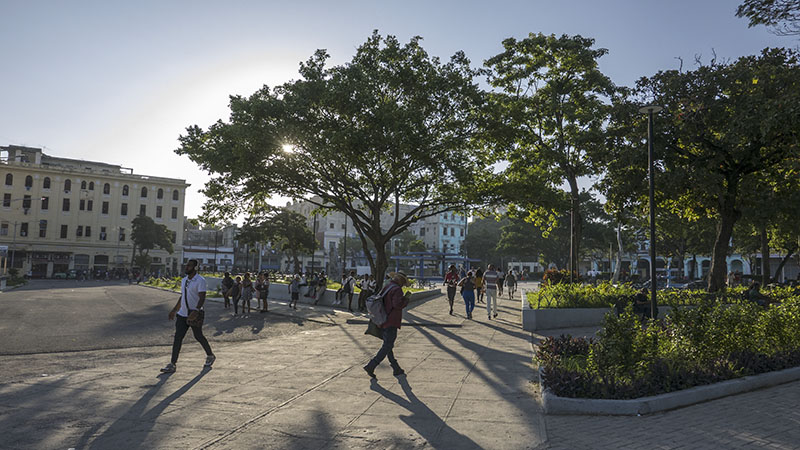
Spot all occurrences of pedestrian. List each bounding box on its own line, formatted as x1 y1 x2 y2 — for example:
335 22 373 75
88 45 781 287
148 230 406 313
160 259 215 373
241 272 253 317
344 270 356 311
221 272 234 309
288 274 300 309
506 270 517 299
483 264 499 320
497 268 505 297
231 276 242 317
334 272 347 305
363 271 411 379
357 274 371 312
313 271 327 305
458 270 476 319
306 272 318 298
256 272 270 312
475 268 485 304
443 265 459 315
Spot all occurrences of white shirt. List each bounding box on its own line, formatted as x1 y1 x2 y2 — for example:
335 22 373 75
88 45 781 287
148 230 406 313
178 274 207 317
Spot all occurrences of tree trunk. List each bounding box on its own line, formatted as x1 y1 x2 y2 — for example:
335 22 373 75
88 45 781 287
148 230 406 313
708 187 740 292
612 222 623 283
373 239 390 289
291 250 301 274
760 225 771 285
773 245 797 283
690 254 697 280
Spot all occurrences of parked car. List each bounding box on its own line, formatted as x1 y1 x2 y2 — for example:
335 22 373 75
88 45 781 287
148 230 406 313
52 272 67 279
66 269 79 279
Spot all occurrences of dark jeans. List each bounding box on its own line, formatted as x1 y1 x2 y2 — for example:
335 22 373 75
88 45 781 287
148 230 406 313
367 326 400 370
462 289 475 315
232 295 241 314
171 315 213 364
446 286 457 309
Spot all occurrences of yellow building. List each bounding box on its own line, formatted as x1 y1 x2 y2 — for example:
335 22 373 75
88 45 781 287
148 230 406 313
0 145 187 278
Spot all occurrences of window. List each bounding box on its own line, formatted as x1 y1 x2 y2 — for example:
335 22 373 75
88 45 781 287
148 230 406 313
330 223 334 229
102 201 109 214
450 228 454 236
0 223 7 236
88 181 94 191
172 189 179 201
60 225 68 238
119 227 126 241
122 185 129 196
171 207 178 219
85 226 91 237
171 231 177 243
141 187 148 198
81 180 87 190
4 174 11 186
2 194 9 207
64 179 71 193
22 195 31 209
43 177 51 189
121 203 128 216
341 223 346 230
76 225 83 237
139 204 146 216
62 198 70 212
460 228 464 237
100 226 107 241
156 205 162 218
87 200 93 212
420 227 426 236
79 199 85 210
20 223 28 237
103 183 110 194
157 188 163 199
41 197 49 210
39 220 47 238
25 175 33 189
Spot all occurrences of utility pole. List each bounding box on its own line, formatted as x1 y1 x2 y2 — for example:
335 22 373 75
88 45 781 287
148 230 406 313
310 214 317 273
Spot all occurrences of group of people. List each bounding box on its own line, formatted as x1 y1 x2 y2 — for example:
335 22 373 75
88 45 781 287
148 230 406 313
220 271 271 317
444 264 518 320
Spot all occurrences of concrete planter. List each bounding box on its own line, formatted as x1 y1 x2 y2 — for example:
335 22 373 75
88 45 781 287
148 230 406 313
541 365 800 415
521 298 612 331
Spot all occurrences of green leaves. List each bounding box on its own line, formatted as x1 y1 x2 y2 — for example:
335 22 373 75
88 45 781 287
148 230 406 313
131 215 174 256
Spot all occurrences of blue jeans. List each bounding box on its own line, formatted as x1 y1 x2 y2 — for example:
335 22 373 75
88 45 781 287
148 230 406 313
462 289 475 315
368 326 400 370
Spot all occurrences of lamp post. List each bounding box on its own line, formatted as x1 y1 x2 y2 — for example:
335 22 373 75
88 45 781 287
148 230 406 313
343 215 347 272
639 104 663 319
310 213 317 273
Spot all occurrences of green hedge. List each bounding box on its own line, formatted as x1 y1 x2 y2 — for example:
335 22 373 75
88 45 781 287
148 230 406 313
536 296 800 399
527 282 754 309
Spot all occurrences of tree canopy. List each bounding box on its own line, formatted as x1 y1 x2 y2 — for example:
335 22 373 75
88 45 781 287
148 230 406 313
236 207 316 274
737 0 800 35
177 31 488 282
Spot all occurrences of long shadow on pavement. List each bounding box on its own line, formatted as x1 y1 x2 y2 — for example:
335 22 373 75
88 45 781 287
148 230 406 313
370 377 481 449
83 369 209 449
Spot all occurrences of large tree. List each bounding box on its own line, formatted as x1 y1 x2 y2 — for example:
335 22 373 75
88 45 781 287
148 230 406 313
177 32 487 282
236 208 316 274
484 33 615 277
737 0 800 35
635 48 800 291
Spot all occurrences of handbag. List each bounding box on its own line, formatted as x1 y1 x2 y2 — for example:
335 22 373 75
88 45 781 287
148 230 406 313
365 319 384 339
183 278 205 327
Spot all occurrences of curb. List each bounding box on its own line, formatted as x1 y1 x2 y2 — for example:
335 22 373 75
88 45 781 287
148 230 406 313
541 365 800 415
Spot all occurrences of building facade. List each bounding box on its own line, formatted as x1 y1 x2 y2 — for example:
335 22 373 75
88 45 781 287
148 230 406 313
0 145 188 277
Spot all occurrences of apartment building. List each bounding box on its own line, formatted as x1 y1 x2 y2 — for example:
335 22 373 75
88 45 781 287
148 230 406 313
0 145 188 277
284 197 467 273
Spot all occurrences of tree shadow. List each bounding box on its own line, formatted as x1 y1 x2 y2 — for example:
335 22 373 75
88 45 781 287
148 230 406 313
369 377 481 449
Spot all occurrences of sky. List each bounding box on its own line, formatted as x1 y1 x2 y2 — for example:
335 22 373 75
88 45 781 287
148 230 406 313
1 0 796 221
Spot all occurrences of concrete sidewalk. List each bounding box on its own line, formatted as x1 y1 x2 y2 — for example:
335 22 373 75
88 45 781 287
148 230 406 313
0 291 545 449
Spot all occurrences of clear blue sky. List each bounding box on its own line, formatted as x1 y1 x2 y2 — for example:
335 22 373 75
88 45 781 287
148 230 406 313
1 0 794 219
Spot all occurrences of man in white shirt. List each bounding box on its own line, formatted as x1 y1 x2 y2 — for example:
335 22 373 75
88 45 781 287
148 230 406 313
483 264 499 320
161 259 215 373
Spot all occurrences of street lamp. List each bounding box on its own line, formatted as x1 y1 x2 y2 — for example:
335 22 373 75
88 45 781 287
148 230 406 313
639 104 663 319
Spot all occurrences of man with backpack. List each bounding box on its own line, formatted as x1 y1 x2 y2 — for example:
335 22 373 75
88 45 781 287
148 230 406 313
363 271 411 379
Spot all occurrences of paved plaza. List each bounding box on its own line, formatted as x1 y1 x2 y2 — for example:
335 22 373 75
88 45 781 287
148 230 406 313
1 283 800 449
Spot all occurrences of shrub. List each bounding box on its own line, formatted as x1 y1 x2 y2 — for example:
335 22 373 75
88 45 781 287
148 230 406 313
537 296 800 399
542 269 580 285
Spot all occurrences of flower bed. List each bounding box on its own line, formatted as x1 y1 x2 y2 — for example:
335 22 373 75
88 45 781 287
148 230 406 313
536 297 800 399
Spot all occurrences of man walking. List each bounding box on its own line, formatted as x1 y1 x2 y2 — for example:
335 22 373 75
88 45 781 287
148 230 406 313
363 271 411 379
221 272 234 309
161 259 215 373
483 264 499 320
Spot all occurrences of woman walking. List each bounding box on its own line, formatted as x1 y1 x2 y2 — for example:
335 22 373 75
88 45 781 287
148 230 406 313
288 274 300 309
458 271 476 319
444 265 459 315
506 270 517 299
231 276 242 317
356 274 371 313
475 268 485 304
256 272 270 312
241 272 254 317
